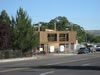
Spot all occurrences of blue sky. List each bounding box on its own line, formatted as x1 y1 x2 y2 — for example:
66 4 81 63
0 0 100 30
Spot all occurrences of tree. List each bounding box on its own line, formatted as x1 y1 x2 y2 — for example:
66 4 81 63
72 24 86 43
10 16 16 49
86 33 100 43
96 36 100 43
13 8 39 53
39 22 48 31
0 10 11 25
0 10 12 49
48 16 70 31
0 18 10 50
0 10 11 50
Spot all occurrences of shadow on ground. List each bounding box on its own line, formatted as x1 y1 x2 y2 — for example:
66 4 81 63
6 65 100 71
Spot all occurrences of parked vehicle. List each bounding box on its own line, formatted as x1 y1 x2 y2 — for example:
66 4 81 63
86 45 96 53
96 45 100 51
78 47 90 54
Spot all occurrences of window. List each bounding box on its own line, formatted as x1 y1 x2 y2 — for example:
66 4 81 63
59 34 69 41
48 34 57 41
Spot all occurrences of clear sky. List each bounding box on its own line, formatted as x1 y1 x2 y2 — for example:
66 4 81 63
0 0 100 30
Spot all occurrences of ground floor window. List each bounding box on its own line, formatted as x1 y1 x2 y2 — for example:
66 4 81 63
59 44 69 48
59 44 69 52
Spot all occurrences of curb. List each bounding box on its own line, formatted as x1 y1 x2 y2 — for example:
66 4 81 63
0 54 77 63
0 57 37 63
54 54 77 56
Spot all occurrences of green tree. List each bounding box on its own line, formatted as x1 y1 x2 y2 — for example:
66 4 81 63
14 8 39 53
96 36 100 43
0 17 10 50
86 33 100 43
0 10 11 50
10 16 16 49
48 16 70 31
72 24 86 43
40 22 48 31
0 10 11 25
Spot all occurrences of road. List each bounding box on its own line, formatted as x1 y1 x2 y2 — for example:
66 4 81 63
0 53 100 75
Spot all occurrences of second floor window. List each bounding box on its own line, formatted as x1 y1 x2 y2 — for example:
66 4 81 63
48 34 57 41
59 34 69 41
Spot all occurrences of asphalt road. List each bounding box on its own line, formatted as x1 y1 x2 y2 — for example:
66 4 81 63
0 53 100 75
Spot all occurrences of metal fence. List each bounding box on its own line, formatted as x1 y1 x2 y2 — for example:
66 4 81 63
0 50 32 59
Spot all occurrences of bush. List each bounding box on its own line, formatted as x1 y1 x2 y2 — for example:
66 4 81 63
9 50 14 58
0 51 3 59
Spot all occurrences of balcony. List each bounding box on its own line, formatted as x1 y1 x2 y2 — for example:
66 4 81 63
48 34 57 42
59 34 69 41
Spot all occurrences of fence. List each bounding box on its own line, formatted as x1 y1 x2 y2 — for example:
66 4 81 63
0 50 32 59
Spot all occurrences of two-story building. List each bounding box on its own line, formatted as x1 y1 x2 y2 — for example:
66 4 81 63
38 23 76 53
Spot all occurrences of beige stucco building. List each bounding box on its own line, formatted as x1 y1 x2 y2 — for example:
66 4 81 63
38 23 76 53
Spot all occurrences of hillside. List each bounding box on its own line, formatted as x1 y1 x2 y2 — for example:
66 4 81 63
86 30 100 36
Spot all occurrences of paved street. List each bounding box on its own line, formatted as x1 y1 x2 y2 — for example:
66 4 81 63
0 53 100 75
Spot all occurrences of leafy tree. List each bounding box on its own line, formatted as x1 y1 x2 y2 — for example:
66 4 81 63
0 10 11 25
48 16 70 31
86 33 94 42
0 10 11 50
96 36 100 43
0 18 10 50
86 33 100 43
0 10 12 49
40 22 48 31
13 8 39 53
72 24 86 43
10 16 16 49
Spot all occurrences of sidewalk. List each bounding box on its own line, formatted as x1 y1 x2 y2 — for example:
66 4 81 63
54 53 77 56
0 53 77 63
0 56 37 63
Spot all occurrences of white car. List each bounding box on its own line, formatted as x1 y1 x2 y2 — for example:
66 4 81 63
96 45 100 51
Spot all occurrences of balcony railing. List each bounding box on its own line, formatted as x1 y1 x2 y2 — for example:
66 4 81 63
48 37 57 41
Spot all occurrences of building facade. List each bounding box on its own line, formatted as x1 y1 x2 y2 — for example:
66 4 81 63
38 23 76 53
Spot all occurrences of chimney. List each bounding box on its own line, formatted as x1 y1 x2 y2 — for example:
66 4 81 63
38 22 40 32
54 22 56 31
70 24 73 31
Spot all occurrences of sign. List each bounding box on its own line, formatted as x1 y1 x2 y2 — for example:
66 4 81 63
50 46 54 53
40 48 43 51
60 45 64 52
